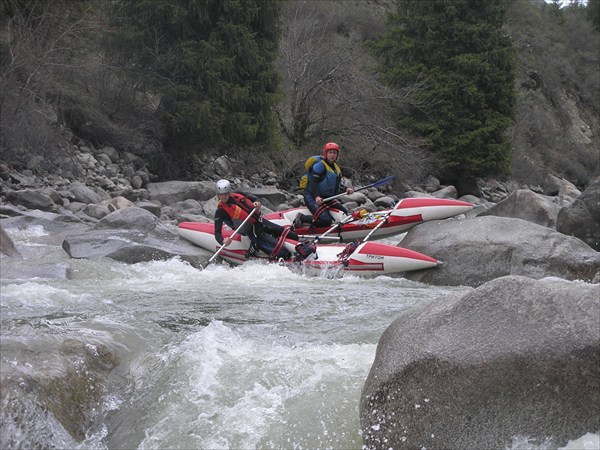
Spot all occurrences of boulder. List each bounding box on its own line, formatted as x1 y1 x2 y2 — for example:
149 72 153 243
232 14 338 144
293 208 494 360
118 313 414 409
373 196 396 208
68 181 104 204
237 187 289 210
2 337 118 442
83 204 112 220
135 201 162 217
478 189 560 228
361 276 600 450
557 176 600 251
543 174 581 204
213 155 233 177
6 189 56 212
455 176 482 198
99 196 135 211
431 185 457 199
146 180 215 205
61 207 210 265
424 175 440 193
401 216 599 286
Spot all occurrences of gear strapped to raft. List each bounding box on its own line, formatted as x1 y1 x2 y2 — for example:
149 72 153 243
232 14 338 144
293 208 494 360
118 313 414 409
337 241 359 263
268 226 292 260
294 241 317 262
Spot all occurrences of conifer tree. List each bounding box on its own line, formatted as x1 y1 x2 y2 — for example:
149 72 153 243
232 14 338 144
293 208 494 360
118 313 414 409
372 0 517 178
107 0 281 155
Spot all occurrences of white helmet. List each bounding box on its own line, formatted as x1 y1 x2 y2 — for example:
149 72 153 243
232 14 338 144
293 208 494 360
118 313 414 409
215 179 232 194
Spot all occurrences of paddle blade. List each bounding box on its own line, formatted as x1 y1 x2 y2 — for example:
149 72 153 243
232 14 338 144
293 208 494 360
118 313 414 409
370 175 395 188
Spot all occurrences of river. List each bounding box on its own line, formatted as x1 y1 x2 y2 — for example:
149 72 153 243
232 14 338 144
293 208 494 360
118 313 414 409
1 224 597 449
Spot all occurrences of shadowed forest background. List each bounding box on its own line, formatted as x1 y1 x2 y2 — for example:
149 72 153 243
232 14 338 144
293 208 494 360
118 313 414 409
1 0 598 191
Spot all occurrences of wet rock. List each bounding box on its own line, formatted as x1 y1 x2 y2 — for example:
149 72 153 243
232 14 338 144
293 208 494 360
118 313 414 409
0 337 119 443
402 216 600 286
1 262 72 280
62 207 210 265
361 276 600 450
0 225 22 257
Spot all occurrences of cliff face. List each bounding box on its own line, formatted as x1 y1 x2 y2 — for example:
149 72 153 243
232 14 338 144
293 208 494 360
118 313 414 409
506 1 599 187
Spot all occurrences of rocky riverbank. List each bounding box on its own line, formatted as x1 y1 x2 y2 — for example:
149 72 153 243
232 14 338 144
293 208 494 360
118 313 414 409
1 142 599 282
1 143 599 450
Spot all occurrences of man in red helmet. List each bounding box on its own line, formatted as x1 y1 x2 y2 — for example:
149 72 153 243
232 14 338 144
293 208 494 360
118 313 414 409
294 142 353 228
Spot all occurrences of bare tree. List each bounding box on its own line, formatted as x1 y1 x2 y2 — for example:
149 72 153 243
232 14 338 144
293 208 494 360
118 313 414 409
276 0 430 184
0 0 103 167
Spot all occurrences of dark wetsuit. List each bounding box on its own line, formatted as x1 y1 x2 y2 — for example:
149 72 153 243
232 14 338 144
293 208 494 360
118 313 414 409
214 193 299 258
302 159 348 227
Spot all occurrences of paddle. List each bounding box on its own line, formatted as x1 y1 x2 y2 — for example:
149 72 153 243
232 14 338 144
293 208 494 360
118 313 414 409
322 175 395 203
203 207 258 268
360 199 402 244
338 200 403 262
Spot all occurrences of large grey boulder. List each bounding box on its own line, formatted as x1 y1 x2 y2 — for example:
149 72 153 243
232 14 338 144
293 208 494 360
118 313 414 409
61 207 210 265
401 216 599 286
146 180 215 205
556 176 600 251
361 276 600 450
478 189 561 228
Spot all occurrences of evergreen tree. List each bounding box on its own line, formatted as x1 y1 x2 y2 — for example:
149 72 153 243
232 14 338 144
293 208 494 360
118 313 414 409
372 0 517 178
107 0 281 155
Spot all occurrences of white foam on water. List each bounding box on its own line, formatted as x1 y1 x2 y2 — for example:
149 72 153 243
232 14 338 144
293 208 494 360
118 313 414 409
5 225 49 240
137 319 374 449
560 433 600 450
507 432 600 450
0 282 93 311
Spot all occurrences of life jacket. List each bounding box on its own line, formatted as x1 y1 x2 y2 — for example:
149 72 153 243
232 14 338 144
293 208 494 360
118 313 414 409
299 155 341 191
217 193 259 224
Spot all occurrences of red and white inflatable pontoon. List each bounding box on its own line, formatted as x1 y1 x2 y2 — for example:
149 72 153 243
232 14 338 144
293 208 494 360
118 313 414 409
178 221 441 277
262 197 473 242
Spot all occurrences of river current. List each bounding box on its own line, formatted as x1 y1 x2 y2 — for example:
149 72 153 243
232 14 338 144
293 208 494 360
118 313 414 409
1 224 598 449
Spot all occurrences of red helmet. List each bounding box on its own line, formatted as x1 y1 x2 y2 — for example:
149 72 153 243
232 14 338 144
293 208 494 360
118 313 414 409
322 142 340 157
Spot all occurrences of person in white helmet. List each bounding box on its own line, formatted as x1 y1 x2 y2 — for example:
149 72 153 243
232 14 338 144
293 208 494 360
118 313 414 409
214 179 299 259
